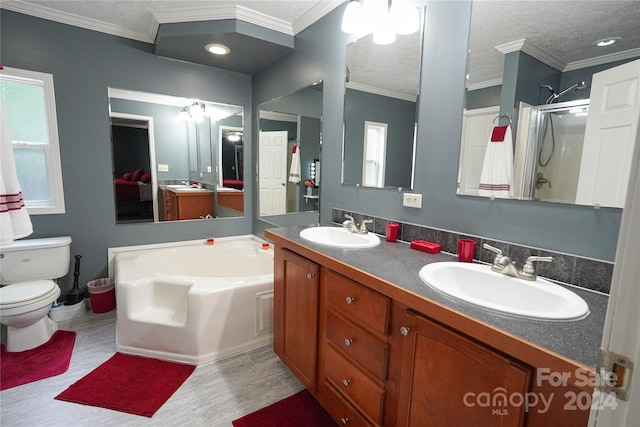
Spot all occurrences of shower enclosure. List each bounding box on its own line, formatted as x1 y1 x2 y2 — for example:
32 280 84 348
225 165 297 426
516 99 590 203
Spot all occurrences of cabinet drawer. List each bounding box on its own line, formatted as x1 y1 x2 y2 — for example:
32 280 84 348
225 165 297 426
320 380 374 427
324 269 389 336
325 344 385 424
327 309 388 381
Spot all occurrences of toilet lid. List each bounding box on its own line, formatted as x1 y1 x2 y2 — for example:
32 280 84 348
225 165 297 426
0 280 57 305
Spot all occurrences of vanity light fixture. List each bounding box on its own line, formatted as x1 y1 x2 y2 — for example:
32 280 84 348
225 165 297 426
205 43 231 55
179 106 190 121
178 101 207 122
593 37 621 47
341 0 420 45
227 132 242 142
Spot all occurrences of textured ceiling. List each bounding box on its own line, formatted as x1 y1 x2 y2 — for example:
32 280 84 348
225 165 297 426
3 0 640 91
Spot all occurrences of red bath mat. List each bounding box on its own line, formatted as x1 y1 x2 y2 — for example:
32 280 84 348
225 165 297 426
1 329 76 390
232 389 336 427
55 352 195 417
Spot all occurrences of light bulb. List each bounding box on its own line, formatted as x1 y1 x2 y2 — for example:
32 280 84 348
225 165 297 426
341 0 364 34
390 3 420 35
179 107 190 121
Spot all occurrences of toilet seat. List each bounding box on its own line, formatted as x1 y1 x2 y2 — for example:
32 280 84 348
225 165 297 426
0 280 58 309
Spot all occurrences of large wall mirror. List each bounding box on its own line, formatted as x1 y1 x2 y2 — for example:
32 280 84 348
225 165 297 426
458 1 640 208
258 82 323 226
341 7 424 190
109 88 245 224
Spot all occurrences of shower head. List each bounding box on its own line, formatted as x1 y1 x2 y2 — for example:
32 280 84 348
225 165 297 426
539 83 556 94
575 81 590 91
544 81 590 104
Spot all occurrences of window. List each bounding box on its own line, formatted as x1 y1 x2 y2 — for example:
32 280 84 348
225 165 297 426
0 67 65 214
362 121 387 188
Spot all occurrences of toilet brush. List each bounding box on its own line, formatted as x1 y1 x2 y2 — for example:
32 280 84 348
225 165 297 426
64 254 85 306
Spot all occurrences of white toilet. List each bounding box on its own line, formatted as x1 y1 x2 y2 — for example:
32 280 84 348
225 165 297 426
0 236 72 352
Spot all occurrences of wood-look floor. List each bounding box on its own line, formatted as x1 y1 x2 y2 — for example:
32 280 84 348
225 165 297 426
1 310 303 426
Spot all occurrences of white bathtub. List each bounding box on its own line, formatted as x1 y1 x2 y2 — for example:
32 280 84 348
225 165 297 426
113 235 274 365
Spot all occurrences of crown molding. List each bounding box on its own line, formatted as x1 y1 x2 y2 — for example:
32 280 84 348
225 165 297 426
1 0 153 43
259 111 298 122
467 78 503 92
346 81 417 102
151 5 293 36
495 38 566 72
564 48 640 72
1 0 340 43
291 0 343 34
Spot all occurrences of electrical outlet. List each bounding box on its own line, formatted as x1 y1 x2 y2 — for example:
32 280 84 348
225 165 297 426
157 164 169 172
403 193 422 208
207 166 212 173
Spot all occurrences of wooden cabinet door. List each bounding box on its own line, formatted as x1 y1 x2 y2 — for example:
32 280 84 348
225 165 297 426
162 190 176 221
273 247 320 390
397 311 530 427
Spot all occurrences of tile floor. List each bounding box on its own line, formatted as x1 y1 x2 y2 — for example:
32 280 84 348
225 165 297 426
1 310 303 426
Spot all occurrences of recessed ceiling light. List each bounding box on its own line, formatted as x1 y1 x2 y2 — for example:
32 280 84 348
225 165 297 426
593 37 621 47
205 43 230 55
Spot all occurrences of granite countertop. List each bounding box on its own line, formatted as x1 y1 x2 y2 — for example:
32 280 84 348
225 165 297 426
266 225 607 368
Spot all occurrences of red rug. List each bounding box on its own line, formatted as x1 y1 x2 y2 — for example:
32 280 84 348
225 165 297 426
55 352 195 417
1 329 76 391
232 389 336 427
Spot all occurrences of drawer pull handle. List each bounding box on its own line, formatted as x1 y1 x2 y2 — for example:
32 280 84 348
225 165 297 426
342 379 351 387
345 296 355 304
307 273 315 280
340 417 350 425
400 326 411 336
344 338 353 346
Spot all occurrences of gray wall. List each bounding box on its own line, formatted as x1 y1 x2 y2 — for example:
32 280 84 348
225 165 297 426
3 0 623 305
343 89 416 188
110 98 190 181
255 1 621 261
1 10 253 295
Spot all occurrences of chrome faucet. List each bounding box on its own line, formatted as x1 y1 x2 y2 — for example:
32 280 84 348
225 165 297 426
341 215 372 234
342 215 359 233
181 180 190 186
483 244 552 281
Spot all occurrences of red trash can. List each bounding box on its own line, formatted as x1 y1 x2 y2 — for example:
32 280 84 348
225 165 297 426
87 278 116 313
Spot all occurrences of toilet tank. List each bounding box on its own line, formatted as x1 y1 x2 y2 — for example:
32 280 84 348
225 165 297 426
0 236 72 284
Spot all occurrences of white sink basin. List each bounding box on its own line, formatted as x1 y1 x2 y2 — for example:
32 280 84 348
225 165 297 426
419 262 589 321
300 226 380 249
167 186 208 192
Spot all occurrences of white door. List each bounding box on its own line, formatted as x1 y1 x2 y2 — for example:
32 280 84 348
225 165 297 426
259 131 288 216
576 59 640 207
458 106 499 195
590 115 640 426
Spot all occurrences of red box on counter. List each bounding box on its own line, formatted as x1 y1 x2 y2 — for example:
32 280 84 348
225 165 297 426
410 240 442 254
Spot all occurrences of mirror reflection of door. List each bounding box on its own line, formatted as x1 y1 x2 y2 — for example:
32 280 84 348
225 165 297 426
259 130 288 215
111 115 157 224
362 121 388 188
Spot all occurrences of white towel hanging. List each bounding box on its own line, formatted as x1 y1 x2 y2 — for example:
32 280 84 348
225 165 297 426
288 145 301 183
0 100 33 245
478 125 514 199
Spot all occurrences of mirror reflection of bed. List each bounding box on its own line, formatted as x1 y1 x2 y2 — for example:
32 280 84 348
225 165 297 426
111 118 154 224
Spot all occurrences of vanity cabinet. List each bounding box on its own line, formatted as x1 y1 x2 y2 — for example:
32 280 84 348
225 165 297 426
161 188 214 221
317 268 390 426
395 307 530 426
273 247 320 390
267 231 593 427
